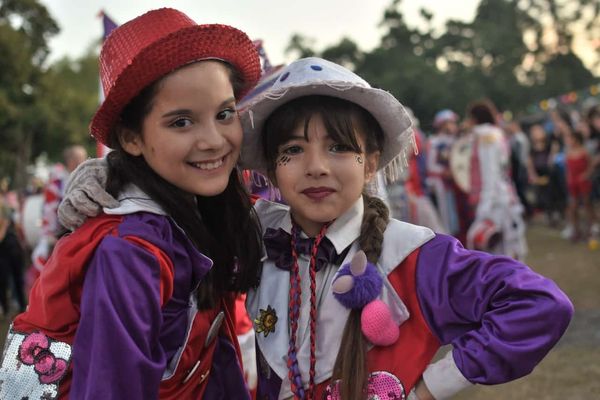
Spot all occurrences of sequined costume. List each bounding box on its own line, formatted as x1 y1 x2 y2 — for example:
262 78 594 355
0 186 249 400
247 198 573 400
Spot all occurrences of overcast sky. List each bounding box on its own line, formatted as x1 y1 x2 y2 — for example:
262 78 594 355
41 0 481 65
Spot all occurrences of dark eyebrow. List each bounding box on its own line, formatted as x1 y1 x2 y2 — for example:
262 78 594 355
161 97 237 118
221 97 236 107
162 109 193 118
286 134 308 141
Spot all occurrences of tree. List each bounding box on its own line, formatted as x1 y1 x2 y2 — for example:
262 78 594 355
279 0 599 127
517 0 599 97
321 37 362 70
0 0 58 188
433 0 536 112
33 51 99 161
285 33 316 59
356 0 448 127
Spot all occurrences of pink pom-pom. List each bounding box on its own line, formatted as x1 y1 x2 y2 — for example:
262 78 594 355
360 300 399 346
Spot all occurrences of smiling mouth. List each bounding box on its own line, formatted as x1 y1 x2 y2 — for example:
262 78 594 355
188 155 226 171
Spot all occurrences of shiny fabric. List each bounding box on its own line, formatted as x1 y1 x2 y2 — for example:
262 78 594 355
326 371 406 400
263 227 338 271
415 234 573 384
9 212 241 399
70 213 212 398
0 328 72 399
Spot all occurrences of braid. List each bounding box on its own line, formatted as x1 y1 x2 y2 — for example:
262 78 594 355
359 193 390 263
331 193 390 399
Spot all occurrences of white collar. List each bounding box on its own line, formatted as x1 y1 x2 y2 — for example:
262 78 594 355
254 197 363 255
103 184 167 216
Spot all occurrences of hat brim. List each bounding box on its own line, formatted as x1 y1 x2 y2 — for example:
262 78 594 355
91 24 260 146
240 82 413 174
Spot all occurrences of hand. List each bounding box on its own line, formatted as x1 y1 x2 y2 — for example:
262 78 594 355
414 379 435 400
58 158 119 230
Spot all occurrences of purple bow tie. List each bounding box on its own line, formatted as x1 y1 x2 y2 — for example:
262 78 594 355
263 227 339 271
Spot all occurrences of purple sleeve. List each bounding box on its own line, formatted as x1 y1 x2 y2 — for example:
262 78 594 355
416 234 573 384
71 235 167 399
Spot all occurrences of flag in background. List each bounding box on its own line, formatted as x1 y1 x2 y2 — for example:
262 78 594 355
96 11 118 157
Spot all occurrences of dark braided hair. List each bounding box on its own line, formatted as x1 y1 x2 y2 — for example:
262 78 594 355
332 192 389 400
359 193 390 264
262 95 389 399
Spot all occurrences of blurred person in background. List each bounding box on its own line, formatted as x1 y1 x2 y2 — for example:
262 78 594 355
549 109 572 235
564 130 598 241
505 119 532 218
387 108 446 233
527 124 556 223
464 99 526 259
0 178 26 318
426 109 461 236
30 144 87 271
585 104 600 201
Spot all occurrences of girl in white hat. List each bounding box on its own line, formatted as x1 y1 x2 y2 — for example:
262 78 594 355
57 57 572 400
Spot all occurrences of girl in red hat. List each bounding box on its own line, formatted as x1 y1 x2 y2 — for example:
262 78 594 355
0 8 262 399
54 57 573 400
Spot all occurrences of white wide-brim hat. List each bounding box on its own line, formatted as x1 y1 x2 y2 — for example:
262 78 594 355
239 57 414 176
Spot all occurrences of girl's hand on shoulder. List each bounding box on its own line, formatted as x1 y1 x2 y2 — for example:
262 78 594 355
58 158 119 230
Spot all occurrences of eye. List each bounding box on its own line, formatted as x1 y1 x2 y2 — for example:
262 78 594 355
280 144 303 155
330 143 355 153
217 108 237 121
170 118 192 128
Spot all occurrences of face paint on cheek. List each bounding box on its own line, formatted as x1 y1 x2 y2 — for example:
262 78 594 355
355 155 364 164
276 154 291 167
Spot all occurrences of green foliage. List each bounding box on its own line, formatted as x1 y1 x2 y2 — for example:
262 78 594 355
0 0 97 189
284 0 599 130
33 52 98 161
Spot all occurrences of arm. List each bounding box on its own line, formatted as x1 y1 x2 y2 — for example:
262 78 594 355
71 234 170 399
415 234 573 398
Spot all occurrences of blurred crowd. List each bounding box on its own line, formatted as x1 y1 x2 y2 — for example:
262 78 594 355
0 145 87 318
385 101 600 248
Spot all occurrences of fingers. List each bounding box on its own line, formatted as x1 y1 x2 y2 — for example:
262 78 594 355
64 158 110 194
69 190 103 217
80 180 119 208
57 200 87 231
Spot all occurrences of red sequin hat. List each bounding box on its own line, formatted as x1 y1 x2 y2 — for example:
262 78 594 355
90 8 261 146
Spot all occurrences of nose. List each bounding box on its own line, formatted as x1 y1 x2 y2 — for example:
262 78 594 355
195 122 225 150
304 147 329 178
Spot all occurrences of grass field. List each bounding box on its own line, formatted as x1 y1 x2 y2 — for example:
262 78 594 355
1 217 598 398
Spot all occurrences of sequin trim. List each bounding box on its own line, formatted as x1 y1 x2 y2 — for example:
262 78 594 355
0 327 72 399
325 370 406 400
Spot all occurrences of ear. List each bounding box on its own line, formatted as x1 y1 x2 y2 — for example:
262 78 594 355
118 127 143 156
364 150 380 183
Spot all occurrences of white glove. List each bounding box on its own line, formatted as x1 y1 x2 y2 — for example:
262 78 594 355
58 158 119 231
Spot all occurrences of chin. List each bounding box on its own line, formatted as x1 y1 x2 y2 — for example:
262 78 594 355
191 181 230 197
